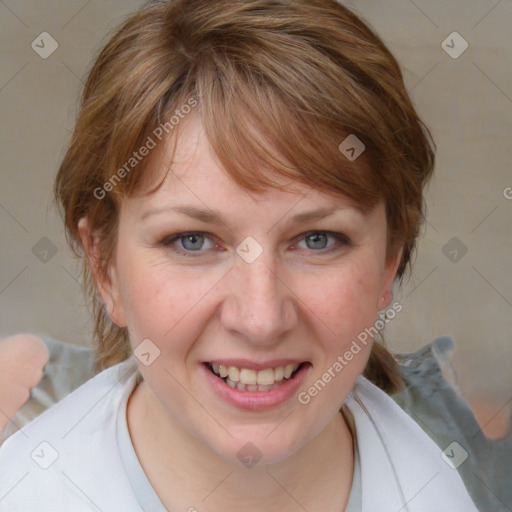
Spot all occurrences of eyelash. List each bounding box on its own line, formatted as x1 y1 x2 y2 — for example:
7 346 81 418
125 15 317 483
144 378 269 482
159 231 351 258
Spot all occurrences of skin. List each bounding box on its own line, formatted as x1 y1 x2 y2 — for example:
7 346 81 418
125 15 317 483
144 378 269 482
79 115 402 511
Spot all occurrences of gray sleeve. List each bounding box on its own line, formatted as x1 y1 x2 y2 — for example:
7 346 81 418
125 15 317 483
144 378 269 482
1 335 96 442
392 336 511 512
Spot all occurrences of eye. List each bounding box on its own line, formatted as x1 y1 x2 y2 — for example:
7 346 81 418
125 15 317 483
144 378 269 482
294 231 350 253
161 232 217 256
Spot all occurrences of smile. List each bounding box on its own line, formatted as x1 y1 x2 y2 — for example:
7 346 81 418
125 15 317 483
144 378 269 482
207 362 304 392
202 360 311 411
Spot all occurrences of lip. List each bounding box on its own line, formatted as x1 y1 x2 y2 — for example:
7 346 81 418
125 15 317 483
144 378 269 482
205 358 308 371
201 361 311 411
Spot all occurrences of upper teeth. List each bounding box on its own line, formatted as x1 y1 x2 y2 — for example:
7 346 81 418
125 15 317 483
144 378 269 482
211 363 300 385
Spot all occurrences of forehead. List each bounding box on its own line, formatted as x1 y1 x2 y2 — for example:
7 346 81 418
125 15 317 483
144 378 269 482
135 115 367 215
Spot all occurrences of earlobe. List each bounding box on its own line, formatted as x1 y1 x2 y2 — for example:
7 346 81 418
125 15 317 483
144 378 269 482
378 245 403 310
102 274 127 328
379 289 394 310
77 217 127 327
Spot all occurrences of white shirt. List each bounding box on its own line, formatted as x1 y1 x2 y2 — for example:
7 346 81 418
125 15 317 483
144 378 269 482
0 357 478 512
115 367 363 511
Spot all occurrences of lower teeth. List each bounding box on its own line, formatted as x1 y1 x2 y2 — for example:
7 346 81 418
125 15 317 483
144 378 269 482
224 378 284 392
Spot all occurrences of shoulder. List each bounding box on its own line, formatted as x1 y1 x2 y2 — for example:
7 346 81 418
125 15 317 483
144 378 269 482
346 375 479 512
0 358 141 511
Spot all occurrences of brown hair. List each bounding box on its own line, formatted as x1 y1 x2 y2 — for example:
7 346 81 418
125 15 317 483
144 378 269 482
54 0 435 393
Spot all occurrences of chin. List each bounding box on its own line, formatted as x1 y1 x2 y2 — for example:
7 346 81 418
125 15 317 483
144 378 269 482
203 423 310 468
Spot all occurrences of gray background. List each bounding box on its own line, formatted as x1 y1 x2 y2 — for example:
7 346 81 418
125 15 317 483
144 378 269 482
1 0 510 438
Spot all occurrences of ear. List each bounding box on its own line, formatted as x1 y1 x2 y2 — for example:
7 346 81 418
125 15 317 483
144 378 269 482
78 217 127 327
378 245 403 310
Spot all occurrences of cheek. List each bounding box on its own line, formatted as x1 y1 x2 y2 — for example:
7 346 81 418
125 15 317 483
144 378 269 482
307 260 383 341
291 263 382 433
116 254 216 358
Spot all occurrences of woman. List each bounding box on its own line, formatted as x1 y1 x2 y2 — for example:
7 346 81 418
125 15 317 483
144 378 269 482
0 0 479 510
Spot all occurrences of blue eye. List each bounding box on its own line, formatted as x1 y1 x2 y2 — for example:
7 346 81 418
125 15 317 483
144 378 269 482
161 232 216 255
160 231 350 257
178 233 206 251
296 231 349 251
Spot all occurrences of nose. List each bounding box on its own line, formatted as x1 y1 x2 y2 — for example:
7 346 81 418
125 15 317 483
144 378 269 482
219 252 298 347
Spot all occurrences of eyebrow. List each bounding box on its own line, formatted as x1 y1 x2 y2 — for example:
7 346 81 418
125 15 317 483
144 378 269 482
140 205 352 225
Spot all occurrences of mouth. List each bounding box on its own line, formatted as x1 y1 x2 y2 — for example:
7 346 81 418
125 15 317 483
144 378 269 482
204 361 307 392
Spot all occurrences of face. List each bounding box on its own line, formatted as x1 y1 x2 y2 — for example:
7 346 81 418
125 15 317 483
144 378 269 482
84 115 401 465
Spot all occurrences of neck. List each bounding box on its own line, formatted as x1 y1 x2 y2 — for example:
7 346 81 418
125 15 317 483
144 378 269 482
127 380 354 512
